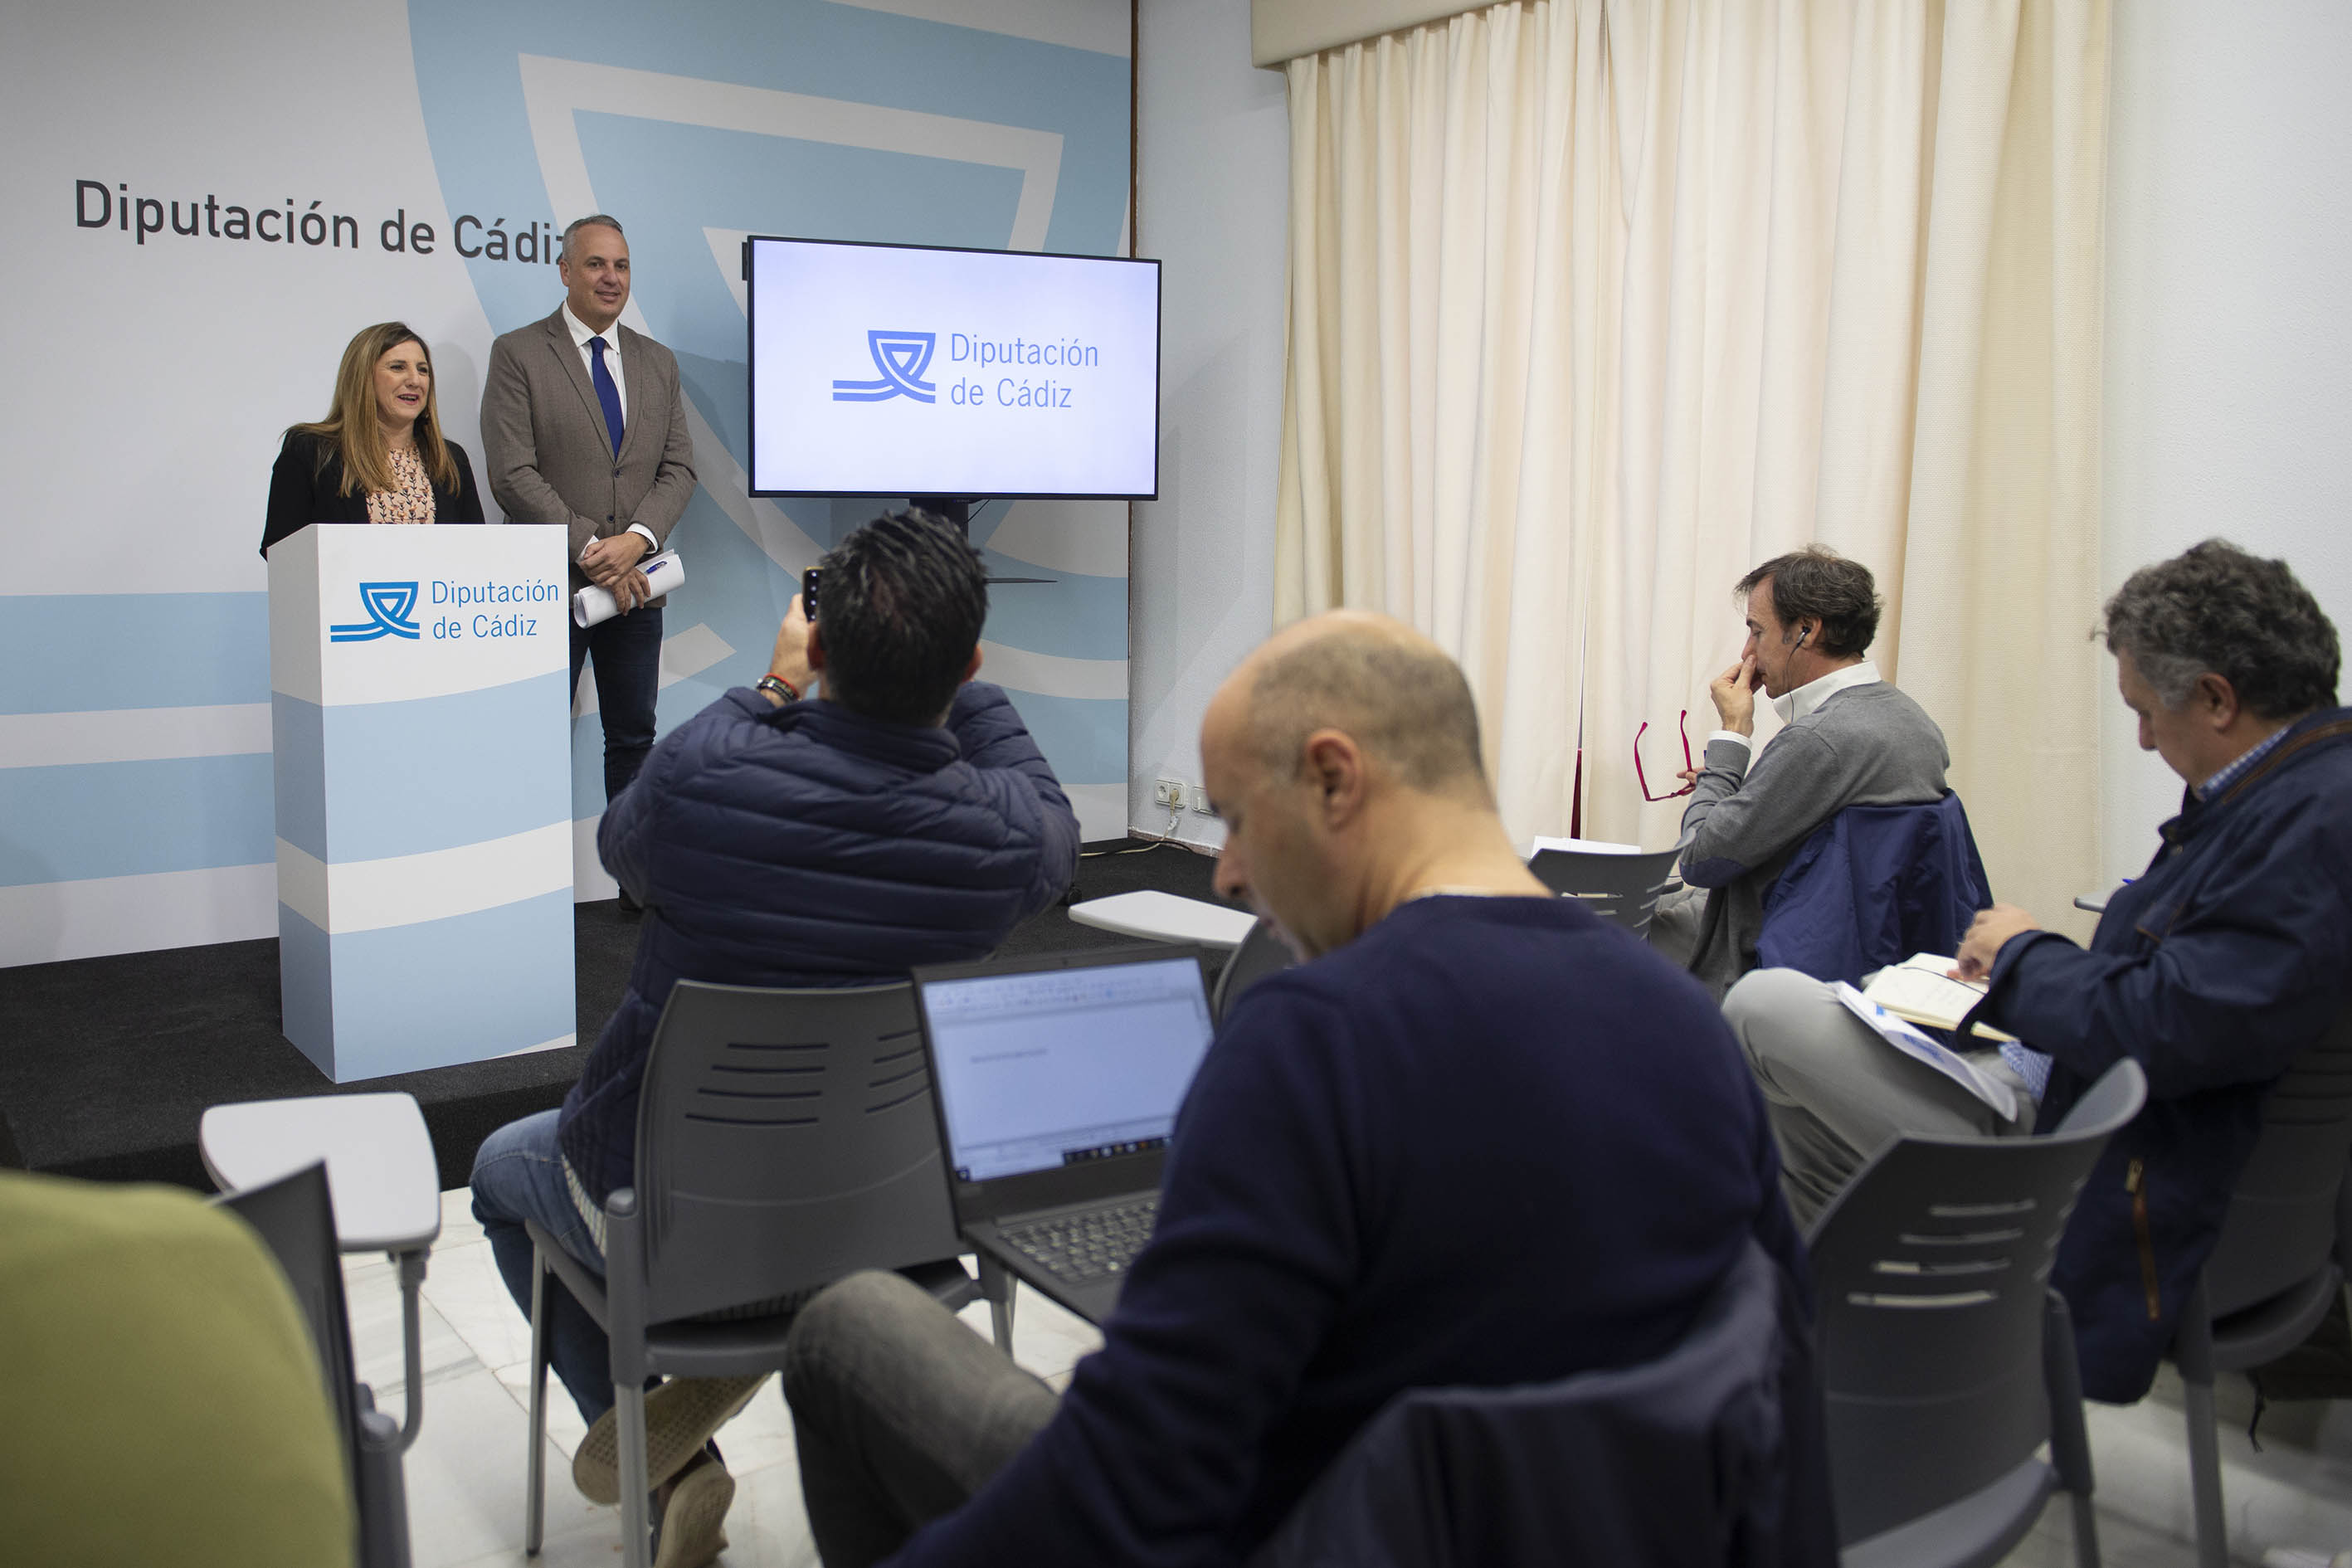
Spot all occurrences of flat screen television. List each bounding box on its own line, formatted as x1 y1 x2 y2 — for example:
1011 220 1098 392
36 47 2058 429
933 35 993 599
746 236 1161 499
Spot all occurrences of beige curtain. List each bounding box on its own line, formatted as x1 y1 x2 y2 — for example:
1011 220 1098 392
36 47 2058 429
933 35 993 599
1274 0 2108 934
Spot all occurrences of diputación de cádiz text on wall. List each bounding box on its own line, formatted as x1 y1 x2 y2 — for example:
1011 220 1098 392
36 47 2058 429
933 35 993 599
74 180 560 264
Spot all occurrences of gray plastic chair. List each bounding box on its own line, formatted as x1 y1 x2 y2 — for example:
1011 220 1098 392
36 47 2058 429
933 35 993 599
1807 1058 2148 1568
2167 1003 2352 1568
1525 845 1685 935
1213 916 1298 1025
216 1162 411 1568
520 980 1002 1568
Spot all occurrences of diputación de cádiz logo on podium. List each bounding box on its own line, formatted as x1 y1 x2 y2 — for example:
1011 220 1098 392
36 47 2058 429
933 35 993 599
832 330 937 403
329 581 423 642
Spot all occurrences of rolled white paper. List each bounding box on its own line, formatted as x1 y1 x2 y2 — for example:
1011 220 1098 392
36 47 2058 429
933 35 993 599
572 548 684 627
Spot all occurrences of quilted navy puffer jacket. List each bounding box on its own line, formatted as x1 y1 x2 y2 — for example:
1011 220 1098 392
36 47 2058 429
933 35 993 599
556 680 1080 1205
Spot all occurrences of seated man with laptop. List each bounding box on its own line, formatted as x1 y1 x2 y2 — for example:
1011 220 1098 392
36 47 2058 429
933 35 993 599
781 611 1808 1567
468 509 1079 1561
1723 540 2352 1401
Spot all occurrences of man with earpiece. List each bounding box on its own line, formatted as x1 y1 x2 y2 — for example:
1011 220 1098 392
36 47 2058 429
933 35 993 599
1646 546 1952 998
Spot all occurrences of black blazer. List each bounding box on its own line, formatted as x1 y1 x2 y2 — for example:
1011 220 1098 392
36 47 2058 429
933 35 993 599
261 428 486 556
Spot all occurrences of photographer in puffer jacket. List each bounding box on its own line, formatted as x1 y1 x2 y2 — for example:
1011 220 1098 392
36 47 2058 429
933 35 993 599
470 509 1079 1562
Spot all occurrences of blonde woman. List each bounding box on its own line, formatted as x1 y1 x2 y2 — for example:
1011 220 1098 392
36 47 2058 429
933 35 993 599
260 321 485 555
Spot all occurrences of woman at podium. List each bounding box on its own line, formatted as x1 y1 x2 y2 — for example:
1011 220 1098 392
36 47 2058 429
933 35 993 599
260 320 485 555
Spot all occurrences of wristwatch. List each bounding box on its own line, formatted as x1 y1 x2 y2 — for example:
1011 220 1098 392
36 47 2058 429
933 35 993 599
756 674 801 704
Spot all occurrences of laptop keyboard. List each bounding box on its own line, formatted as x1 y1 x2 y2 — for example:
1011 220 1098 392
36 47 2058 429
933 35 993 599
1001 1195 1160 1284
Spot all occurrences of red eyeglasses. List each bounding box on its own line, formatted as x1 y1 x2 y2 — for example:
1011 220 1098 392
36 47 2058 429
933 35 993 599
1635 710 1696 801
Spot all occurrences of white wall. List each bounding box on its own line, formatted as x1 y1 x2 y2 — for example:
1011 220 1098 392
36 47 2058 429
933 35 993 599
2101 1 2352 885
1129 0 1289 847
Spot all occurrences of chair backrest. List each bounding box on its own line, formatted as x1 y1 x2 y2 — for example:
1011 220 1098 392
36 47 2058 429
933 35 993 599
1249 1238 1836 1568
1758 792 1991 986
2202 1002 2352 1319
215 1162 359 1463
1806 1058 2146 1545
631 979 965 1326
1525 845 1685 935
213 1161 410 1568
1214 917 1298 1025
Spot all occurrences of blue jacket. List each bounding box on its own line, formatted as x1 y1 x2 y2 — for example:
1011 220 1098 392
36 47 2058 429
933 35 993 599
557 682 1079 1205
1756 794 1991 987
1249 1239 1837 1568
1973 708 2352 1401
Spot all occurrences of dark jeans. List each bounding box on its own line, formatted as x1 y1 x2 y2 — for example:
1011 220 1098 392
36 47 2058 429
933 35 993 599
470 1109 621 1424
571 601 663 802
782 1271 1059 1567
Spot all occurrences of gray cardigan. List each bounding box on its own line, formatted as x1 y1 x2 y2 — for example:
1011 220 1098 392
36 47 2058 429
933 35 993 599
1665 681 1950 996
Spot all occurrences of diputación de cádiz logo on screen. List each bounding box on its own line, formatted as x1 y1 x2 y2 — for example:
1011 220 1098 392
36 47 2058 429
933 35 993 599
833 328 1101 410
832 330 937 402
330 582 422 642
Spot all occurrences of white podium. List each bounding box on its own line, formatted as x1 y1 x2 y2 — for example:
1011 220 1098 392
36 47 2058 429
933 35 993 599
268 524 576 1081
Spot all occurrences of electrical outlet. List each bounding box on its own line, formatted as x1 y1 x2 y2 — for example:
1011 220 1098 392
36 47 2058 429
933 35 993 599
1190 784 1216 816
1153 777 1185 809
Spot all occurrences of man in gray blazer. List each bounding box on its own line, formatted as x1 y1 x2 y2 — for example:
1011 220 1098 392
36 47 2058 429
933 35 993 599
482 213 697 824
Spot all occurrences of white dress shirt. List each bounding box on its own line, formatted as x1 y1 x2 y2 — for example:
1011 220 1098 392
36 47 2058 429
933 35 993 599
559 303 660 556
1710 660 1882 756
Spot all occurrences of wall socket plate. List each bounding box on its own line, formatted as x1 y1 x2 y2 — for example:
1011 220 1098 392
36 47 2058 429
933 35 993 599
1189 785 1216 816
1153 777 1185 808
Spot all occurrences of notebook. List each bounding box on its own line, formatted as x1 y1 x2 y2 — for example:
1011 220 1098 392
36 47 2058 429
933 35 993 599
911 946 1218 1325
1861 953 2020 1043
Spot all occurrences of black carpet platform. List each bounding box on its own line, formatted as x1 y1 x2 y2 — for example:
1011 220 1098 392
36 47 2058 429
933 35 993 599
0 841 1220 1194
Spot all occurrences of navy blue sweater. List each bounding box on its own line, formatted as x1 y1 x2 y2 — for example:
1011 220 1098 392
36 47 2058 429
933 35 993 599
889 894 1807 1568
1979 706 2352 1401
558 682 1079 1205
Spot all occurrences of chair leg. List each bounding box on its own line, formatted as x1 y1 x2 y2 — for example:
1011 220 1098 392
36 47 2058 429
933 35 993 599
979 1252 1016 1351
2042 1292 2102 1568
2175 1277 2228 1568
617 1378 653 1568
525 1253 549 1556
2068 1491 2103 1568
395 1248 428 1451
2181 1371 2229 1568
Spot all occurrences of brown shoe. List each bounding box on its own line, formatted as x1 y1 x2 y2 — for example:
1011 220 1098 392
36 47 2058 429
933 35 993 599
653 1450 733 1568
572 1375 767 1506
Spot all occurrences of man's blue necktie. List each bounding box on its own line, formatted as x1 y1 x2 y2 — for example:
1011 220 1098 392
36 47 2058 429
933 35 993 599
588 335 624 455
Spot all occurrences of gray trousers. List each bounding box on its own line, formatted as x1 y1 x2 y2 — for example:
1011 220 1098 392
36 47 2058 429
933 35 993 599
1723 967 2037 1227
781 1270 1059 1568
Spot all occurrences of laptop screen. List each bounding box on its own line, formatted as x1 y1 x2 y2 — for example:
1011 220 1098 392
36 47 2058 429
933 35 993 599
918 953 1216 1184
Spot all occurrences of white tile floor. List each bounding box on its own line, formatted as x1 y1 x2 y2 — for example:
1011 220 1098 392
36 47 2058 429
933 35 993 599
360 1190 2352 1566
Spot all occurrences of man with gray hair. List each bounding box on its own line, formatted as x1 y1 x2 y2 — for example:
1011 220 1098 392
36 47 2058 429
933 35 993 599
481 214 697 845
774 611 1812 1566
1648 546 1953 995
1726 539 2352 1402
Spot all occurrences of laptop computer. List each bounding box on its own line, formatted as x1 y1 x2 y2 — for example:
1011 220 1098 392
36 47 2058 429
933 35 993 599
911 945 1218 1326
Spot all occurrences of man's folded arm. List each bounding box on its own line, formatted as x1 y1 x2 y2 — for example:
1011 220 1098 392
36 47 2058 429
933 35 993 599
1678 729 1834 888
1984 852 2352 1099
888 989 1355 1568
948 682 1080 909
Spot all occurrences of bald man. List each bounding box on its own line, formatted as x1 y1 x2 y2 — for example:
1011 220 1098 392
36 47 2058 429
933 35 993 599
779 613 1808 1568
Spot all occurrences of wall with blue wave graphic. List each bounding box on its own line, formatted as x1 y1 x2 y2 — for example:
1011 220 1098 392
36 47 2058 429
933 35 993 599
0 0 1133 965
407 0 1135 867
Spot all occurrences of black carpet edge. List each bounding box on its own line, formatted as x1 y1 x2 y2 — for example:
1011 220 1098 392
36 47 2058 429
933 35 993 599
4 839 1223 1194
